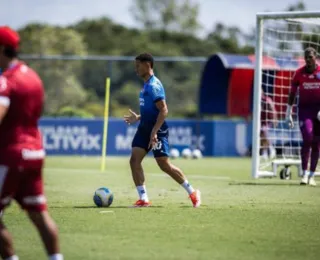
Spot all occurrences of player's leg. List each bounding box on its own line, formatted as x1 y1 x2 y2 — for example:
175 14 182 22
0 219 17 260
153 137 201 207
130 147 147 187
260 126 269 160
130 147 149 206
27 211 62 259
155 156 201 208
0 166 19 260
309 141 319 186
299 118 313 185
0 222 17 260
130 131 150 206
308 119 320 186
16 165 63 260
260 124 275 160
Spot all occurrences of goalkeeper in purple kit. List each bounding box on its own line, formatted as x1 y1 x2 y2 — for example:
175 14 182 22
286 47 320 186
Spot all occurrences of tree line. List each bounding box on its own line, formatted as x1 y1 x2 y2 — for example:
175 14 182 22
18 0 307 118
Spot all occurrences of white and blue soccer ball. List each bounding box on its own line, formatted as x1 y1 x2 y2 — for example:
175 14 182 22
192 149 203 159
93 187 114 207
169 148 180 159
181 148 192 159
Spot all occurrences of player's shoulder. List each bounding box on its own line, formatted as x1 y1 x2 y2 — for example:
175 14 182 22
147 76 163 89
149 75 162 85
295 66 306 75
291 66 306 81
0 69 15 90
8 63 42 85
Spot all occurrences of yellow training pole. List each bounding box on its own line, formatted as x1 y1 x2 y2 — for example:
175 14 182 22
101 77 110 171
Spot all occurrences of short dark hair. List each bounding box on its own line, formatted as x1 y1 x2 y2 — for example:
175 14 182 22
304 47 317 57
3 46 18 58
135 53 154 68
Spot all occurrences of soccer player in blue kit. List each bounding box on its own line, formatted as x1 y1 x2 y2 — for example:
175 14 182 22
124 53 201 207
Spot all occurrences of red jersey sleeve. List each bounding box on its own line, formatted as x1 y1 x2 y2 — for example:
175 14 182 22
290 70 300 96
0 75 12 107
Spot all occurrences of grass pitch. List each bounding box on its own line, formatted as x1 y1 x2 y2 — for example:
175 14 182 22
4 156 320 260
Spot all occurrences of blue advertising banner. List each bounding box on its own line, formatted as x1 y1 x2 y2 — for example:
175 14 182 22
38 118 269 157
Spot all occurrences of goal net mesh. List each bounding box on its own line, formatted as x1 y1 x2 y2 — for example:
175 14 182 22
258 16 320 174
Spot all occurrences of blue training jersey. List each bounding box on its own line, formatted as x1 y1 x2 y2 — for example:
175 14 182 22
139 75 168 133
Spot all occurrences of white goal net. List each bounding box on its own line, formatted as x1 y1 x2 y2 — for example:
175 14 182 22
252 11 320 179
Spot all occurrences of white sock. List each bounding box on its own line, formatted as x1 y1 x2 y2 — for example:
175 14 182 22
136 185 149 202
181 180 195 195
268 146 276 158
49 254 63 260
5 256 19 260
309 171 315 177
262 148 268 159
303 170 308 177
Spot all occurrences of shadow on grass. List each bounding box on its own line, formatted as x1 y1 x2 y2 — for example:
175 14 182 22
229 181 300 186
72 205 164 209
179 205 208 208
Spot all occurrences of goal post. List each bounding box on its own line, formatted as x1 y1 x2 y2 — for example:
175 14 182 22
252 11 320 179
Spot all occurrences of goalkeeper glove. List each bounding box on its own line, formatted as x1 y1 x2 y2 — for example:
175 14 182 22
285 105 294 128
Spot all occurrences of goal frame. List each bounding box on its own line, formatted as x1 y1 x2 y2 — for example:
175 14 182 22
252 11 320 179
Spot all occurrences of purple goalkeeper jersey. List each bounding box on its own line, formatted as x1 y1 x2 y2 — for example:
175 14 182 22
291 65 320 114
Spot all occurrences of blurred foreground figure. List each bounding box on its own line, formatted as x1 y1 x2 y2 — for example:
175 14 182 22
0 26 63 260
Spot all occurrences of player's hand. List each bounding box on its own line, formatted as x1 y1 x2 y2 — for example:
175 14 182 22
124 109 139 125
285 105 294 129
286 115 294 128
149 130 158 149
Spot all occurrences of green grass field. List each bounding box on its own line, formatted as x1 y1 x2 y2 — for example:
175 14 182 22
4 156 320 260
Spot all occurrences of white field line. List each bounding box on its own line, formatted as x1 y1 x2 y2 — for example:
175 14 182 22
45 167 230 180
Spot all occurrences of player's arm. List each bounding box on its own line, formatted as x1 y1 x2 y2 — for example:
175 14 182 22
149 99 168 149
0 76 10 124
287 92 296 106
148 83 167 148
269 100 278 127
286 71 299 127
152 99 168 133
287 71 299 107
151 83 167 134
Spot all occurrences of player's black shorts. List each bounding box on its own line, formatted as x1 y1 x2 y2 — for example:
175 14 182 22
132 127 169 157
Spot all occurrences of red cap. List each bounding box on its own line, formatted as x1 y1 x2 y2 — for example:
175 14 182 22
0 26 20 50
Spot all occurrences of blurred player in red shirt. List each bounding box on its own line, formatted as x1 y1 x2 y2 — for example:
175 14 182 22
260 91 278 160
286 47 320 186
0 27 63 260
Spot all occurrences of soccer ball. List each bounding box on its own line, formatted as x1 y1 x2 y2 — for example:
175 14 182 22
192 149 203 159
181 148 192 159
93 187 114 207
169 148 180 159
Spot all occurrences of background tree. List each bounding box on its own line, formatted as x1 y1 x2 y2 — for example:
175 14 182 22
19 24 89 115
130 0 201 35
17 1 308 118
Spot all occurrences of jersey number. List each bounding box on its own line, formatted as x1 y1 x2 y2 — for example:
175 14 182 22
153 141 162 150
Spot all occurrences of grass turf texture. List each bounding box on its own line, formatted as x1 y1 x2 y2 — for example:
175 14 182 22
3 156 320 260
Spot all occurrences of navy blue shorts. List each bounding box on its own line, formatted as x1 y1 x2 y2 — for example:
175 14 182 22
131 128 169 157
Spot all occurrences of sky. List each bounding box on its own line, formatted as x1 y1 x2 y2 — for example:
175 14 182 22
1 0 320 37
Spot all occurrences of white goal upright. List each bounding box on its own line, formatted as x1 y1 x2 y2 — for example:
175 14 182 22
252 11 320 179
